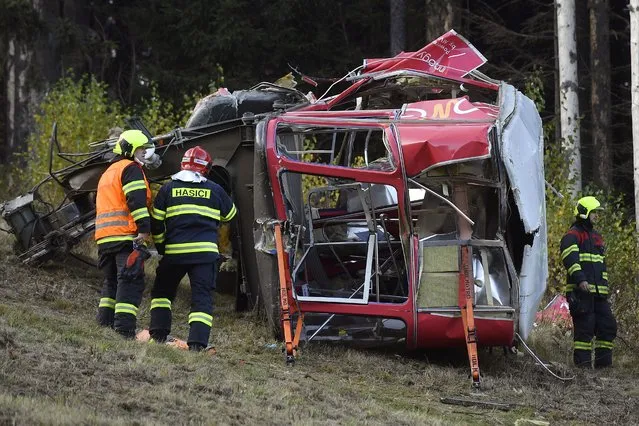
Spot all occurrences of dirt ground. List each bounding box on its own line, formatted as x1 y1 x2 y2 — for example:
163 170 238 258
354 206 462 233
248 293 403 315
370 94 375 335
1 236 638 425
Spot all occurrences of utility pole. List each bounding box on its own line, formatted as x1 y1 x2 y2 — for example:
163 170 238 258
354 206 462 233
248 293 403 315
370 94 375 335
556 0 582 194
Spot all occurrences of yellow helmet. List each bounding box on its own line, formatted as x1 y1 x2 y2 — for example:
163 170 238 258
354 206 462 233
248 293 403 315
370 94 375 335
113 130 151 157
574 196 603 219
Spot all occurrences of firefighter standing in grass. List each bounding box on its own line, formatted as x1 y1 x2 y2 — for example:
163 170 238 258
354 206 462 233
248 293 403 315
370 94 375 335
95 130 154 338
149 146 236 351
560 196 617 368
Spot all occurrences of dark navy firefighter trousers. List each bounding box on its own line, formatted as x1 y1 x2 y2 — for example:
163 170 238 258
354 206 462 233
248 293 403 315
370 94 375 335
149 255 218 348
97 246 145 338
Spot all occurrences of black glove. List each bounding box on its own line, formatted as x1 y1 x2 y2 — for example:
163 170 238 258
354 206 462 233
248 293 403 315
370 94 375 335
567 290 592 316
120 244 152 280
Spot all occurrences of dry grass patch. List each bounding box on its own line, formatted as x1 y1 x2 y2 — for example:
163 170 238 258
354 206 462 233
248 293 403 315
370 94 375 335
1 235 638 425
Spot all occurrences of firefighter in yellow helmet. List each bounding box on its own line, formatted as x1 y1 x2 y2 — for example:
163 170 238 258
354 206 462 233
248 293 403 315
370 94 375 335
95 129 156 338
560 196 617 368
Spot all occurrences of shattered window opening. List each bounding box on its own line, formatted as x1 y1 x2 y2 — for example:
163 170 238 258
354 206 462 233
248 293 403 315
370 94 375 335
276 125 395 172
409 161 500 240
409 159 511 308
416 241 512 309
279 171 409 304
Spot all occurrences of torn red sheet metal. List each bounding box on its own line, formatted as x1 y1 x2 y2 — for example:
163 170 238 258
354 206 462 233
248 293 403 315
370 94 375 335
535 295 572 328
362 30 488 81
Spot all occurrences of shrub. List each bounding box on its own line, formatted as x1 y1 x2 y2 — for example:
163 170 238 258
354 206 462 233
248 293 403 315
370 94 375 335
0 75 197 203
0 75 125 199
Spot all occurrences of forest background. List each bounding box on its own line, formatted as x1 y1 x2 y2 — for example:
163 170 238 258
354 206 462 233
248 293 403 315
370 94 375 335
0 0 638 337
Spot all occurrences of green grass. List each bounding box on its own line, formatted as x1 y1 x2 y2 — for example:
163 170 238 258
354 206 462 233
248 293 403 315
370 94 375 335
1 231 638 425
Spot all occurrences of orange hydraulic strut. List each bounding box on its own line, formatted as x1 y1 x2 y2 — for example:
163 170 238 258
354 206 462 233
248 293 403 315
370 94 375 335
459 245 481 388
453 183 481 388
274 223 304 364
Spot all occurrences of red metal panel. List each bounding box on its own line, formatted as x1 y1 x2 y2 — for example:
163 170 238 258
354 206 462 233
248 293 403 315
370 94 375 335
396 123 492 176
415 313 515 348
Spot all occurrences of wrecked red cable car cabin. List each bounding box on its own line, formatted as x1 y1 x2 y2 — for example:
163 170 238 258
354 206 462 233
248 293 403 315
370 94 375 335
1 31 547 384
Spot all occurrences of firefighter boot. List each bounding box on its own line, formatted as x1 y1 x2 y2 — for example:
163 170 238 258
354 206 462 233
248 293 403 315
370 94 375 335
594 341 614 368
97 297 116 327
188 343 206 352
573 340 593 368
96 308 114 327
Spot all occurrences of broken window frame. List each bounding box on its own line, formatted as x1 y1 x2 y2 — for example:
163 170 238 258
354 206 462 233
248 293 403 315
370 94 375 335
277 172 409 305
275 124 396 172
405 156 518 312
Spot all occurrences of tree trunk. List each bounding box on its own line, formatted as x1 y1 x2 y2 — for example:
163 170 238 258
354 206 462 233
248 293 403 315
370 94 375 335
5 38 36 162
589 0 612 190
630 0 639 230
425 0 460 42
556 0 582 193
3 0 61 165
390 0 406 56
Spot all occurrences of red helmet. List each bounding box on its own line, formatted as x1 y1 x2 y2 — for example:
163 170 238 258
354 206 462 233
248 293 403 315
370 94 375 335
181 146 212 174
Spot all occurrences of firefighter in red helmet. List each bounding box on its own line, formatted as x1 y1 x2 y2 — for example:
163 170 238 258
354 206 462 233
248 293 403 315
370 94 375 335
148 146 237 351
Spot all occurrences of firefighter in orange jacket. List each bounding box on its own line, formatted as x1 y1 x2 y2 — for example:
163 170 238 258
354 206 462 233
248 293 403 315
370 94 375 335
560 196 617 368
95 129 155 338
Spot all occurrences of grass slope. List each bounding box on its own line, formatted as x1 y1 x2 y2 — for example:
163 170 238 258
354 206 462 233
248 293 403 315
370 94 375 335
1 234 638 425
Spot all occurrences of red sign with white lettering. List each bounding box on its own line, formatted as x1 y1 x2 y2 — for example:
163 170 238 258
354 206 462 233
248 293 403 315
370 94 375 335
362 30 487 80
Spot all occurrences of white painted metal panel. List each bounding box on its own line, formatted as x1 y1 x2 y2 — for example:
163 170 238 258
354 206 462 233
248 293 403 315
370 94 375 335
499 83 548 340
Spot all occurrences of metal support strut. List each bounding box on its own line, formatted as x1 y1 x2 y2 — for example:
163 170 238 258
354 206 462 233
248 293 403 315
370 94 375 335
274 223 304 364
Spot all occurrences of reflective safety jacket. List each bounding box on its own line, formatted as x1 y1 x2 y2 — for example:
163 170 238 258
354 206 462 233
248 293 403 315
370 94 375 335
560 220 609 296
151 176 237 264
95 159 151 249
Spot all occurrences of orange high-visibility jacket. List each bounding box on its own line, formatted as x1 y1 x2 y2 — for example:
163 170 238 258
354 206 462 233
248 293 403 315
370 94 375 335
95 159 151 244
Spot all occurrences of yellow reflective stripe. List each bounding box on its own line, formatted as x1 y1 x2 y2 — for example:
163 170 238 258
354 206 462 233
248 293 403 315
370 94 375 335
115 303 139 316
152 207 166 221
561 244 579 260
166 204 221 220
131 207 149 221
574 341 592 350
565 284 608 294
579 253 604 263
188 312 213 327
122 180 147 195
152 233 165 243
221 204 237 221
150 298 172 310
99 297 116 309
567 264 582 275
602 272 609 280
165 242 219 254
595 340 614 349
96 235 136 244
